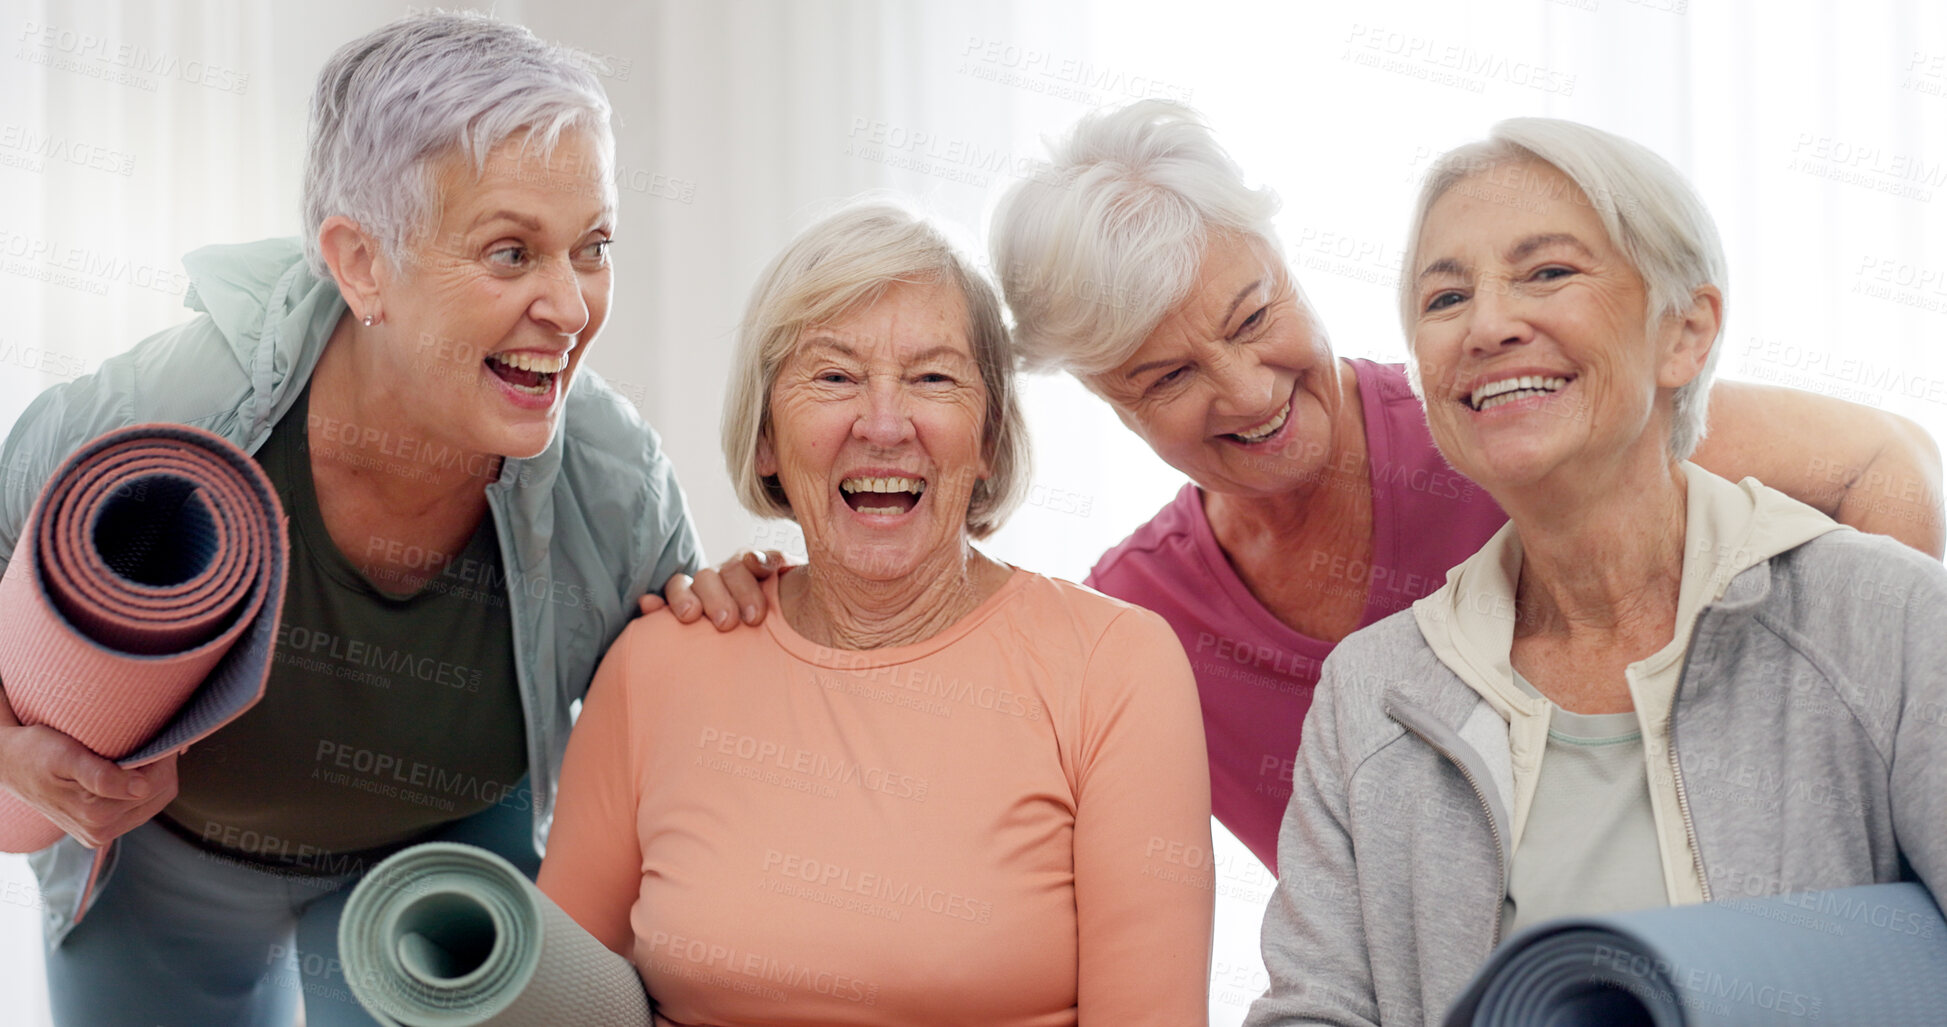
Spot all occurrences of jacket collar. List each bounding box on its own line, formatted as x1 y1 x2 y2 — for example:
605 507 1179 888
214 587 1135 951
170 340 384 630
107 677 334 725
1411 462 1842 710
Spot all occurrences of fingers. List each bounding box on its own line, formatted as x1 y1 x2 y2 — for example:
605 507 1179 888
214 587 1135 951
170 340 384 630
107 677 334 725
2 726 176 848
123 754 180 830
721 558 774 627
637 593 668 616
656 572 703 622
687 568 741 631
72 768 176 848
71 757 179 847
67 746 133 800
653 553 794 629
743 550 787 580
122 755 177 804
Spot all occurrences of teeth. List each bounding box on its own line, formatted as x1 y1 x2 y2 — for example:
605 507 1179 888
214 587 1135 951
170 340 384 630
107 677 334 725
1231 400 1291 444
840 476 926 495
490 351 569 374
1468 376 1569 411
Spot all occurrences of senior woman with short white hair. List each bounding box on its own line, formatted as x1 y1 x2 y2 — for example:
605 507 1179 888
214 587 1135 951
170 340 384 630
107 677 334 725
538 201 1215 1026
0 13 705 1025
1244 119 1947 1027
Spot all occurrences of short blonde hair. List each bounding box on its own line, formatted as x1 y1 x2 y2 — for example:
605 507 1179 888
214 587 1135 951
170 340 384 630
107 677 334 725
722 201 1029 539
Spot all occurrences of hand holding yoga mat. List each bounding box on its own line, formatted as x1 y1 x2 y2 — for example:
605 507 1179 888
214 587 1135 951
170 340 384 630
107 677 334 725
341 842 652 1026
1445 882 1947 1026
0 423 287 852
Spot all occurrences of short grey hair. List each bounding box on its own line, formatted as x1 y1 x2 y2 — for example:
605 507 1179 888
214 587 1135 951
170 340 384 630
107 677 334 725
301 11 615 278
1399 118 1728 460
723 201 1030 540
989 100 1281 377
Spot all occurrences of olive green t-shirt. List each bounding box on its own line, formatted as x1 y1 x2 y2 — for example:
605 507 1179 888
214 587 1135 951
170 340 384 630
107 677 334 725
163 381 527 865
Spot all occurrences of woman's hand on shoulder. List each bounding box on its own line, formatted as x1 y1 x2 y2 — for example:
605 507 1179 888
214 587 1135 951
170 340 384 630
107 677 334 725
642 549 790 629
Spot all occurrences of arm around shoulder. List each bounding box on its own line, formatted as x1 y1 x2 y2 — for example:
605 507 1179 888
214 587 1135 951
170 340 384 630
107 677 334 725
1696 381 1944 557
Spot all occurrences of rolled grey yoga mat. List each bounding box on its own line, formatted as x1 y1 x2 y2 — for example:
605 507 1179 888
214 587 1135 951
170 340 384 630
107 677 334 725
340 842 651 1026
1445 882 1947 1026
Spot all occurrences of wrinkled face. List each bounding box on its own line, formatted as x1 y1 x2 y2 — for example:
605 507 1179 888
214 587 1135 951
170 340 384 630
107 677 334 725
1409 159 1697 491
759 280 991 582
379 127 616 461
1085 232 1344 499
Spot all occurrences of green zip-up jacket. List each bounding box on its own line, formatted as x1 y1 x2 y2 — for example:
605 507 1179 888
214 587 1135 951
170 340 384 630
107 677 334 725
0 238 703 944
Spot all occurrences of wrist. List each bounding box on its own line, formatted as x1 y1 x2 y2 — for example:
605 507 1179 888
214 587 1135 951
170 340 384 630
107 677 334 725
0 675 17 729
0 723 22 789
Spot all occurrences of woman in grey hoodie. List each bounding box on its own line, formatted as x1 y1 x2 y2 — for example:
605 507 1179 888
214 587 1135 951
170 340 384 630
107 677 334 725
1246 119 1947 1027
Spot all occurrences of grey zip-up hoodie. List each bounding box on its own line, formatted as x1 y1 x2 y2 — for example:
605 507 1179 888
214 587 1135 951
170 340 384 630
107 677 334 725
1244 465 1947 1026
0 239 703 944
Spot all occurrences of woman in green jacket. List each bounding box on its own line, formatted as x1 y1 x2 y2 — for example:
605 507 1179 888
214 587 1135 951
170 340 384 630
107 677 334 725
0 13 706 1025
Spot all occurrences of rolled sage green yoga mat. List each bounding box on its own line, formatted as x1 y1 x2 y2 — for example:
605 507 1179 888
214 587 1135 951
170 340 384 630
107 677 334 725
340 842 651 1026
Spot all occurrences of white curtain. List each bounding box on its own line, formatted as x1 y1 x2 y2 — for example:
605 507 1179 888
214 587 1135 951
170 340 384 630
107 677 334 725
2 2 1942 1024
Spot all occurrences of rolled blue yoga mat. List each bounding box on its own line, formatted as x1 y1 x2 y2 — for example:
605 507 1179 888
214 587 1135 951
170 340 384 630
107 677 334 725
1445 883 1947 1026
340 842 651 1026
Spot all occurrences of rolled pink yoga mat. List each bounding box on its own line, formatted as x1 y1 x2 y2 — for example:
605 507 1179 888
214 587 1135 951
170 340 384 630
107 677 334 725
0 423 287 852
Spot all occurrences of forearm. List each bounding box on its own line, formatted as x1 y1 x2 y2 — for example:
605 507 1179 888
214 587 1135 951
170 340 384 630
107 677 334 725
1696 381 1946 557
1830 420 1945 557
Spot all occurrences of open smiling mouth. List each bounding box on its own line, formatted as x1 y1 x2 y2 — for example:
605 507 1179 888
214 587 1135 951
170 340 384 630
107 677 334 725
840 475 927 516
485 352 567 396
1466 375 1572 412
1225 397 1292 444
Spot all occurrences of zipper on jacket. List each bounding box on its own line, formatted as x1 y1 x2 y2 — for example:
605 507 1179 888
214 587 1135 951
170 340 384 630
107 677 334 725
1663 670 1712 903
1387 707 1508 950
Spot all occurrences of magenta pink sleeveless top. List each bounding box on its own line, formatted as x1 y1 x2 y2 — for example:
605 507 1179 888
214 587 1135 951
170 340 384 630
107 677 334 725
1085 359 1507 870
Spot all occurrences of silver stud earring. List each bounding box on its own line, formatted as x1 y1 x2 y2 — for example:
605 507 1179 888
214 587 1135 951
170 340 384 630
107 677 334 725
361 313 377 327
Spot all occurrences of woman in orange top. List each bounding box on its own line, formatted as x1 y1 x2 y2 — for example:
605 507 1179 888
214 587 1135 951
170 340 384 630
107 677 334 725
537 202 1214 1026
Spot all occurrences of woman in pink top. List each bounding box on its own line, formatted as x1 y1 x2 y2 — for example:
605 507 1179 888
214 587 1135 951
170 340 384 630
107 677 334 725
538 202 1214 1026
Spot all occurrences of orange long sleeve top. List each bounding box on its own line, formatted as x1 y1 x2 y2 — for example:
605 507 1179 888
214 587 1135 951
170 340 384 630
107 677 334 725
538 568 1214 1026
